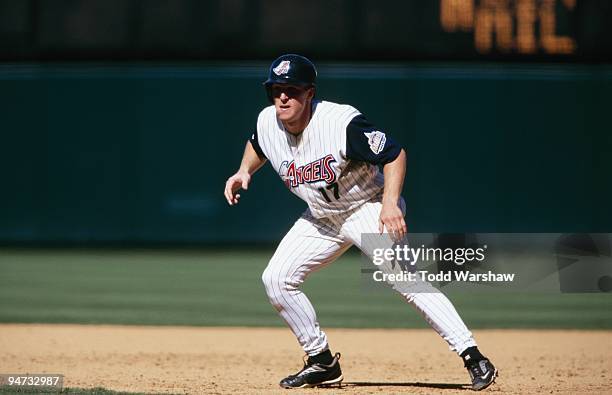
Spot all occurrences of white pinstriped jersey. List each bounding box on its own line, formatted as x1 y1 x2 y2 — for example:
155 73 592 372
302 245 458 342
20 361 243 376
251 100 399 218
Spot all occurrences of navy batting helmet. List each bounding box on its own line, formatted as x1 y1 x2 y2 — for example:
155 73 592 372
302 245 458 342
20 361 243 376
263 54 317 102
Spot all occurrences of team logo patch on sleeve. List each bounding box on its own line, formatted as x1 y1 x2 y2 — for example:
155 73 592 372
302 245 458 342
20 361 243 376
273 60 291 76
364 131 387 154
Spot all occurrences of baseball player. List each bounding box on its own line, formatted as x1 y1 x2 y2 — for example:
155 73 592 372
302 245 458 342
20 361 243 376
224 54 497 391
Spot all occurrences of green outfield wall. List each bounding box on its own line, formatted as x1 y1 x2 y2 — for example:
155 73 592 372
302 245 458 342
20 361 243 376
1 63 610 243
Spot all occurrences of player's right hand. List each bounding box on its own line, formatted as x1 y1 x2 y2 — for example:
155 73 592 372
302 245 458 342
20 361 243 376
224 171 251 206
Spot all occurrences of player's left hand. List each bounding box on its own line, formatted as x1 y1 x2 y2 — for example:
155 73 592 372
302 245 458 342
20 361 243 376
379 202 407 241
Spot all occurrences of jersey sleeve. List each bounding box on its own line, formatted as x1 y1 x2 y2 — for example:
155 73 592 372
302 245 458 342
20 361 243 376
249 130 267 159
345 114 402 165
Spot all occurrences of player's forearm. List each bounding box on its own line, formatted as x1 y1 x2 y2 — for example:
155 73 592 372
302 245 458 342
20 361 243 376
239 141 267 175
382 149 406 204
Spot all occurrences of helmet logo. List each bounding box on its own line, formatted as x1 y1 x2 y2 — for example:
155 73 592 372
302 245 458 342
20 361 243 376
273 60 291 76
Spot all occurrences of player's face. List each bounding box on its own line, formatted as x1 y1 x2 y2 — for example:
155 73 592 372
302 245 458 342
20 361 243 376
271 84 314 128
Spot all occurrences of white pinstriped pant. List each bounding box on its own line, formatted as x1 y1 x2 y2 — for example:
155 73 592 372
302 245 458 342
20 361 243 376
261 197 477 356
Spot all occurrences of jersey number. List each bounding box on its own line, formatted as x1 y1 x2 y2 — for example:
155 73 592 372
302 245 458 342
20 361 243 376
318 182 340 202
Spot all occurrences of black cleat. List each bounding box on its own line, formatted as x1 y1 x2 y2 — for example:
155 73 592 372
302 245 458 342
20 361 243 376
279 352 343 389
466 358 498 391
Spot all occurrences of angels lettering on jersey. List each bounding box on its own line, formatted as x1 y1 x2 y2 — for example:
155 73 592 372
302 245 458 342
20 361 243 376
249 100 402 218
279 155 337 189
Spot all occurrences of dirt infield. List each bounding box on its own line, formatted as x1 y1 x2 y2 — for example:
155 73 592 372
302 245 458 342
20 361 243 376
0 325 610 394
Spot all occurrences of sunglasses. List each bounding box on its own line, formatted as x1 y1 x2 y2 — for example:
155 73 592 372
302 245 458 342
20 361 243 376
271 85 309 98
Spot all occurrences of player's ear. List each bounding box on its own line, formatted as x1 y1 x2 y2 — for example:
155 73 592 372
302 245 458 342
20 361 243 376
306 86 315 100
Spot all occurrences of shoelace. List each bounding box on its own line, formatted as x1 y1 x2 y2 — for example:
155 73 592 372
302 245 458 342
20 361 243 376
293 355 311 376
299 352 342 372
468 360 486 378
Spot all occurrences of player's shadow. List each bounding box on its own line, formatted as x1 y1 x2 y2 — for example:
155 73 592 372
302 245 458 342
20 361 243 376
341 381 469 390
